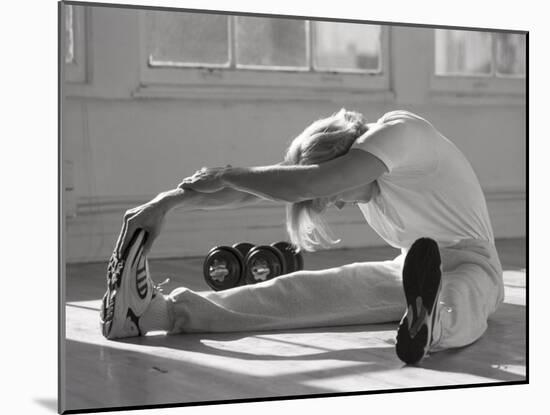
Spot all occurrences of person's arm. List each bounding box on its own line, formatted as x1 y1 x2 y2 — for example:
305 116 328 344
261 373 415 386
159 187 262 211
179 123 401 202
216 121 412 201
118 188 263 255
218 149 387 203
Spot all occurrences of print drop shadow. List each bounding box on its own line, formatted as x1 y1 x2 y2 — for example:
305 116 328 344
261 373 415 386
33 398 57 412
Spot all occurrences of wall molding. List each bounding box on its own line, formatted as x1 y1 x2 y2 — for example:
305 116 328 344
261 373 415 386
65 187 526 263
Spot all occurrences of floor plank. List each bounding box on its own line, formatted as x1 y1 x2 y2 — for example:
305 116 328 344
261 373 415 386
63 238 526 412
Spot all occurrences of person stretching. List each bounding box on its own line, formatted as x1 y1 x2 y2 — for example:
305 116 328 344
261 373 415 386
100 109 503 365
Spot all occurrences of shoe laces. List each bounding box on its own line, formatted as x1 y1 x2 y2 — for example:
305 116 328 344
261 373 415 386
107 254 125 282
153 277 171 295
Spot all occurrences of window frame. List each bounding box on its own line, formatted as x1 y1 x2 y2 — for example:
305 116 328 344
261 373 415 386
62 4 88 84
137 11 390 95
429 30 526 96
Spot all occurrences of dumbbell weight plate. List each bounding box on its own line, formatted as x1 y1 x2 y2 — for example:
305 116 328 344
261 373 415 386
232 242 255 259
244 245 285 285
231 242 255 287
272 241 304 273
203 246 243 291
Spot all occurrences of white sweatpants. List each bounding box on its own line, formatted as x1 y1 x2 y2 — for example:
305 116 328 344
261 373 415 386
163 238 504 351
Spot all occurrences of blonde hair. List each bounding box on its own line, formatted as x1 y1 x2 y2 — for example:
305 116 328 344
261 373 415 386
284 109 367 252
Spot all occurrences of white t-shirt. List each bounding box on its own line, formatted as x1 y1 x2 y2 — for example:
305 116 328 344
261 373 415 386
351 110 494 250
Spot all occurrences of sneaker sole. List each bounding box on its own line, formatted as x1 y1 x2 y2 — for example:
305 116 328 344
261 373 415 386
101 230 146 339
396 237 442 364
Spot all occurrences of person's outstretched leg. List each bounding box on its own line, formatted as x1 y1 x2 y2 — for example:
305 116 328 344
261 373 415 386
430 239 504 351
395 237 504 364
142 257 406 335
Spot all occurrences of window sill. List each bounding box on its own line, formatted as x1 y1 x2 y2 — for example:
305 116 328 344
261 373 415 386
131 84 396 103
428 74 526 106
428 91 526 107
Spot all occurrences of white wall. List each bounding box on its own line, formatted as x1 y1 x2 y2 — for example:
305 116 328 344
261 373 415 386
62 6 526 263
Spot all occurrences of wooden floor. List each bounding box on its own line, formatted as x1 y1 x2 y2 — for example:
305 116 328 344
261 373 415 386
63 238 526 412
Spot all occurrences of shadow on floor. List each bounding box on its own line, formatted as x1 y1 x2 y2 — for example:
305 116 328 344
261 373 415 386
64 338 346 412
63 297 526 412
116 303 525 383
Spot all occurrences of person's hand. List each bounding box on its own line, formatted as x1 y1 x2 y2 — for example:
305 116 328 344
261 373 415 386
116 193 170 257
177 166 229 193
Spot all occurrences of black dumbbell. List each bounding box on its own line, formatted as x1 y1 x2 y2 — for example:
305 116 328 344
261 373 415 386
243 245 285 285
271 241 304 274
204 241 304 290
203 242 255 291
243 241 304 285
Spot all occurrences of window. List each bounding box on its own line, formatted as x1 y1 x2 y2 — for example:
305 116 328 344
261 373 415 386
147 12 230 68
235 17 309 70
431 29 526 96
313 21 381 73
139 11 389 95
62 4 87 83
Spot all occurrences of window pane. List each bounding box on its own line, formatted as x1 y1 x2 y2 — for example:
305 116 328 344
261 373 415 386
495 33 526 77
314 22 381 72
147 11 229 66
435 29 492 75
64 5 75 64
236 16 307 69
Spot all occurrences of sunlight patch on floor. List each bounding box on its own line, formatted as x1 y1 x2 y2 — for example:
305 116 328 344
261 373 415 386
301 366 501 392
491 364 526 376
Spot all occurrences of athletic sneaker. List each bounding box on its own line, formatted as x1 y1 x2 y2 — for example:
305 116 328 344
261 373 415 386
100 229 156 339
395 237 442 364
